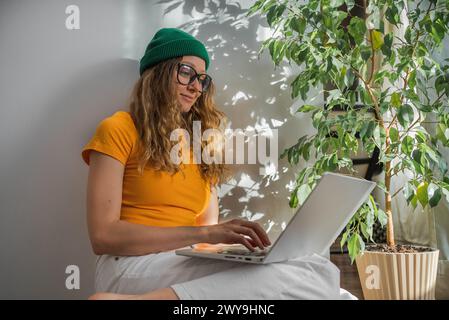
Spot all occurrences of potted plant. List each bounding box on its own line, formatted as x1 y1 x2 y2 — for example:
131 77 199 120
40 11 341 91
247 0 449 299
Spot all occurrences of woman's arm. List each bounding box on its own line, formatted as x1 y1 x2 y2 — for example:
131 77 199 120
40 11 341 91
86 151 207 256
86 151 270 256
195 186 219 226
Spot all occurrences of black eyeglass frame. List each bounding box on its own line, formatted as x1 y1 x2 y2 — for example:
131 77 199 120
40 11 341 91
176 63 212 93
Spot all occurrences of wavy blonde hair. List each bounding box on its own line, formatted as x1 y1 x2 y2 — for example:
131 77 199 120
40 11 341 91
127 57 229 185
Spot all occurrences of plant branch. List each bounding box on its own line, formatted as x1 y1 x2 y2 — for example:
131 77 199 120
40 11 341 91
432 91 446 108
391 186 404 199
398 114 422 141
349 64 384 126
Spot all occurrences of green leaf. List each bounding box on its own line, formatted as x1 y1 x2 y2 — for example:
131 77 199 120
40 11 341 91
428 183 442 208
348 234 361 263
365 212 374 242
296 105 318 113
435 73 449 96
302 142 312 161
287 148 293 164
289 188 299 208
415 131 427 144
401 136 414 155
385 6 400 25
390 92 401 108
361 46 372 61
381 32 393 58
397 104 414 127
410 195 418 209
312 113 323 130
296 167 313 186
421 144 440 166
373 125 385 147
412 149 427 175
358 233 366 252
348 17 367 45
415 101 432 112
439 158 448 175
346 0 355 10
368 195 378 215
390 127 399 143
360 222 370 241
371 30 384 50
266 5 277 27
416 182 429 207
436 124 449 146
405 25 412 44
340 231 348 249
359 121 375 141
330 0 345 7
377 209 388 227
431 18 446 44
404 183 415 203
297 184 312 206
271 39 286 65
246 0 265 17
290 17 307 35
266 4 286 28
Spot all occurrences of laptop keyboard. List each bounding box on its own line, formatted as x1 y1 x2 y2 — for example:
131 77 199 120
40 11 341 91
217 249 267 256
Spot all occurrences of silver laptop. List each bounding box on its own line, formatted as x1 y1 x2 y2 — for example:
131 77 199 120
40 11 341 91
175 172 376 264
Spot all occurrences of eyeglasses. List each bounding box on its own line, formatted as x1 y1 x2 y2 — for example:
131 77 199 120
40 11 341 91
176 63 212 93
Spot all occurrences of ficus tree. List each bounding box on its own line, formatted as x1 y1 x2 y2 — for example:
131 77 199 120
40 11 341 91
247 0 449 261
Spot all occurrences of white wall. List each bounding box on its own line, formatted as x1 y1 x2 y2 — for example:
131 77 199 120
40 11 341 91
0 0 316 299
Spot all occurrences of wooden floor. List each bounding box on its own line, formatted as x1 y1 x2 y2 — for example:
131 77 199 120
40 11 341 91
330 253 364 300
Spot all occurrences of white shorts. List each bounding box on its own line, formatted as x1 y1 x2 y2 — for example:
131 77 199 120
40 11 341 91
94 249 341 300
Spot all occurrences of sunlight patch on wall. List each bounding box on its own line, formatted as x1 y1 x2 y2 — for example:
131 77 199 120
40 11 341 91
217 178 237 197
207 34 227 47
238 190 264 203
218 173 265 203
265 97 276 104
286 180 296 192
261 162 279 181
270 118 286 127
265 220 276 233
230 91 251 106
242 208 264 221
270 77 286 86
230 16 250 30
256 24 271 42
237 172 258 189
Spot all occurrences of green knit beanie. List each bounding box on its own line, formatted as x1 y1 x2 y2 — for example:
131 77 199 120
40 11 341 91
139 28 210 76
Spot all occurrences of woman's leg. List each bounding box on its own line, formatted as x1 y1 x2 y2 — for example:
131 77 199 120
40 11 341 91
89 287 179 300
94 250 242 295
169 253 340 300
92 253 340 300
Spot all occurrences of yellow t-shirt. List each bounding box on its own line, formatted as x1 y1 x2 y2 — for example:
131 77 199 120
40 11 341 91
81 111 210 227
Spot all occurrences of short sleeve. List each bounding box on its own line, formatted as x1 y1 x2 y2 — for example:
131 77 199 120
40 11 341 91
81 112 136 166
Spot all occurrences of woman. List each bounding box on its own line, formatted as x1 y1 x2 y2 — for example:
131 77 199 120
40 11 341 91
82 28 340 300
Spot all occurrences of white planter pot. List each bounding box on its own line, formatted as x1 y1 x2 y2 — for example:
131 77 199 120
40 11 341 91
355 245 440 300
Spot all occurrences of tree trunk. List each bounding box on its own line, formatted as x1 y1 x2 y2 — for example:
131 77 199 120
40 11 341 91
384 128 395 247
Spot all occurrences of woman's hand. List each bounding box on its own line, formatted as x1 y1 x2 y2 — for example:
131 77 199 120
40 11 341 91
203 219 271 251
